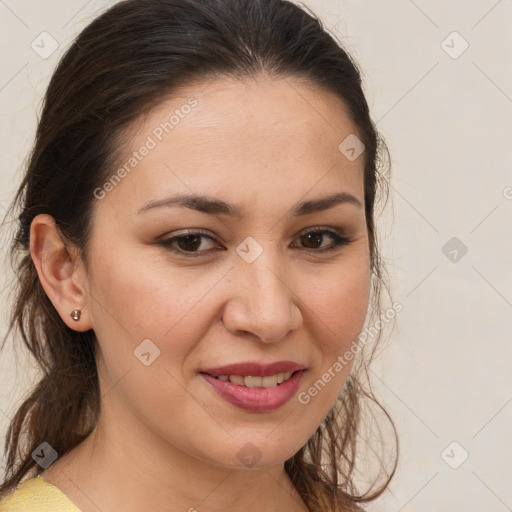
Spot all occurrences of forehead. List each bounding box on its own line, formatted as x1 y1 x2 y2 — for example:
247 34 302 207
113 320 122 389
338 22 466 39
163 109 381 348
101 74 365 212
153 74 358 145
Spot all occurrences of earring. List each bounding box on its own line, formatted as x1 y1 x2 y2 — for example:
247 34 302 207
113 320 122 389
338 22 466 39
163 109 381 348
70 309 81 321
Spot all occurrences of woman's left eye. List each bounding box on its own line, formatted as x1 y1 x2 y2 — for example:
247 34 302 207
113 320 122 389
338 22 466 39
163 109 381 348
293 228 352 253
158 228 352 257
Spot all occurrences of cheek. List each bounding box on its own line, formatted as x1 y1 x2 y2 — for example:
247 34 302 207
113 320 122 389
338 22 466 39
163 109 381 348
86 244 217 373
86 249 219 429
310 259 371 348
299 259 370 399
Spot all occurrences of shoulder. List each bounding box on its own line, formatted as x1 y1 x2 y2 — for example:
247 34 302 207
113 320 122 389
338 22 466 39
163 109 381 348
0 475 81 511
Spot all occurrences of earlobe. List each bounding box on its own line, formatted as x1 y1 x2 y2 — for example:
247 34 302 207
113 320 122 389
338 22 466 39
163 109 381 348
29 214 92 332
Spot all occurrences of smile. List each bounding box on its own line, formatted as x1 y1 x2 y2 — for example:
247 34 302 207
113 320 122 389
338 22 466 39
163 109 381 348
200 369 306 412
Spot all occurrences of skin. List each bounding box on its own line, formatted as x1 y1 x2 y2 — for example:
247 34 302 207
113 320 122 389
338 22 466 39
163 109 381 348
30 74 371 511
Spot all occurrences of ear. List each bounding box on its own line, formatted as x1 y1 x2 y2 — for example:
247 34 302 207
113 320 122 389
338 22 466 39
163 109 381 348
30 214 92 332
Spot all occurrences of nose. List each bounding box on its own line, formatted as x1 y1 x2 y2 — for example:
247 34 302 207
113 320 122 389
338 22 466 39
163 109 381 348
222 252 303 343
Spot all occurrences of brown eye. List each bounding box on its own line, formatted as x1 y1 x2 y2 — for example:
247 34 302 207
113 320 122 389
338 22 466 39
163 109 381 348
300 231 324 249
158 231 219 256
294 228 352 253
176 234 203 251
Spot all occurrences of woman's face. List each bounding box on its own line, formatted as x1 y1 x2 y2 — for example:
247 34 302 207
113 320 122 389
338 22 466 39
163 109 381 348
83 75 370 469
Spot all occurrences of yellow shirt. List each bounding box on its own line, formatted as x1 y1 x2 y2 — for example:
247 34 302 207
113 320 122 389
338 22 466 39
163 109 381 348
0 474 81 511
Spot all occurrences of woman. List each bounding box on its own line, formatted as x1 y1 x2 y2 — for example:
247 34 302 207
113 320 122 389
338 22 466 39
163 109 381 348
0 0 397 510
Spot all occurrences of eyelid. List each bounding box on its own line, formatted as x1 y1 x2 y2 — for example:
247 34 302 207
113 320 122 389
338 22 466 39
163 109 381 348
160 225 348 241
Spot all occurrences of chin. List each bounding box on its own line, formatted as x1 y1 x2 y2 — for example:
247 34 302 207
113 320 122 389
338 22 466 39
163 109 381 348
201 436 300 471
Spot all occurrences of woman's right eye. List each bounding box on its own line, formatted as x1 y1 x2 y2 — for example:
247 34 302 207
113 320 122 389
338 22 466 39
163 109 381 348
158 232 220 257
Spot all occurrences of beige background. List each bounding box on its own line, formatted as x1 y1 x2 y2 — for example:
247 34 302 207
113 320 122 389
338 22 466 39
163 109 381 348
1 1 511 510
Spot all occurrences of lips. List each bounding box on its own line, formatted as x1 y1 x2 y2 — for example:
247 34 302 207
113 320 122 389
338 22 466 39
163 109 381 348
199 361 306 412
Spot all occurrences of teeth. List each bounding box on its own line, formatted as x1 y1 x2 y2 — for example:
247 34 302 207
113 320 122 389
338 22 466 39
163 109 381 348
261 375 278 388
229 375 245 385
212 372 293 388
244 376 263 388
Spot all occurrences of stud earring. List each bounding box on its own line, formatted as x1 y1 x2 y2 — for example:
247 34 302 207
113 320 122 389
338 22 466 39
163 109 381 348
70 309 81 321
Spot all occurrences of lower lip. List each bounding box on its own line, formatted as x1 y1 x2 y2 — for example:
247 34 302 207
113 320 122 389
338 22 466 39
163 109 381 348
200 371 306 412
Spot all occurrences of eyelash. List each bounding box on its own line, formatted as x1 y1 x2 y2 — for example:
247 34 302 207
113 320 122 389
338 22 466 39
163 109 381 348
158 227 353 258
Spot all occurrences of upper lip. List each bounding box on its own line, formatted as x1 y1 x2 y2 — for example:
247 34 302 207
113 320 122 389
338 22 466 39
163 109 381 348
200 361 306 377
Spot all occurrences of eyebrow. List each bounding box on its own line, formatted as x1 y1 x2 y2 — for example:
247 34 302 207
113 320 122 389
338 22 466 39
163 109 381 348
136 191 362 217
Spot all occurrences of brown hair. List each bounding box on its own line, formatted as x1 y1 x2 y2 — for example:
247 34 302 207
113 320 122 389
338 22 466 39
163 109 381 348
0 0 397 509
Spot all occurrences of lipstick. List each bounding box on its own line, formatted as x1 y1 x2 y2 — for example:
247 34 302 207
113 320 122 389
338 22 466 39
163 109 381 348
200 361 306 412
